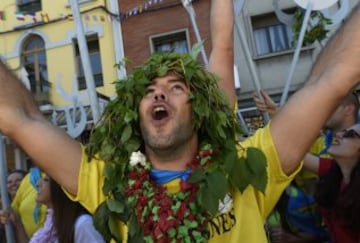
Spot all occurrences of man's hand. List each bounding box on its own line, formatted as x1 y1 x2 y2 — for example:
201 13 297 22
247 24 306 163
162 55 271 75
253 90 279 117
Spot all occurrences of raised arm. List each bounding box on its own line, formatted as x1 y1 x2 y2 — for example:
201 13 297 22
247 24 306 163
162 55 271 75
303 153 320 174
208 0 236 108
270 5 360 175
0 61 81 195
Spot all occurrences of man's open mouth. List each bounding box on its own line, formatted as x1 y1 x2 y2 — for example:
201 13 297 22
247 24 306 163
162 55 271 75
152 106 169 120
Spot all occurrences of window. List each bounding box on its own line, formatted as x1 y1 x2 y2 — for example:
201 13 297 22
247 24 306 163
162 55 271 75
151 30 189 54
251 12 293 56
17 0 41 13
21 35 49 104
74 35 103 90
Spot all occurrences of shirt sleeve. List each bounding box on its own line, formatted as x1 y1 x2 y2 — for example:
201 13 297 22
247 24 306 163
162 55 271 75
239 123 302 219
63 145 106 214
318 158 334 177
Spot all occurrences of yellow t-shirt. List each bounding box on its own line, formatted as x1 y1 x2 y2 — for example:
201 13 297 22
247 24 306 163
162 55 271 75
11 173 47 237
66 124 300 242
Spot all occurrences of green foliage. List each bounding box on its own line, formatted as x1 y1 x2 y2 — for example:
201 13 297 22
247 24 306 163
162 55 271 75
292 8 332 46
86 50 268 241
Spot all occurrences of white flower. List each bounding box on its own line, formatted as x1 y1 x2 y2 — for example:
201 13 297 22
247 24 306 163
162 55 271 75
129 151 147 167
218 194 233 214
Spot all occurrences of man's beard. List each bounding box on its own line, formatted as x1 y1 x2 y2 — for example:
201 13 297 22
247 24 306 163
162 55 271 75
141 122 194 154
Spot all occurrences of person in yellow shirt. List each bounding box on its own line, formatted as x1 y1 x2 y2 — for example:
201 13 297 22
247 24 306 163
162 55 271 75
254 90 359 242
11 167 47 238
0 0 360 242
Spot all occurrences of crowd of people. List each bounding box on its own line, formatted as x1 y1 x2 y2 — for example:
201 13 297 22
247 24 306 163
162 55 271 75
0 0 360 242
255 90 360 242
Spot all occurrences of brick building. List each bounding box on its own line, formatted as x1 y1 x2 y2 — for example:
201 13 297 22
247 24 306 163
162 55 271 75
119 0 211 72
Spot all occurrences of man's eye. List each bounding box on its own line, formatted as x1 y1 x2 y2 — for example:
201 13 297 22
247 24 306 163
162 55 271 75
172 84 184 91
145 88 154 95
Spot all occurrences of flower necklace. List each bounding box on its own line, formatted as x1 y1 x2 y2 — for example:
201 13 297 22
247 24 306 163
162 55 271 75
125 146 214 242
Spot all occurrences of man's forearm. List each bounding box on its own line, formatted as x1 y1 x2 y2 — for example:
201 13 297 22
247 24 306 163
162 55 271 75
0 61 41 134
208 0 236 107
307 4 360 85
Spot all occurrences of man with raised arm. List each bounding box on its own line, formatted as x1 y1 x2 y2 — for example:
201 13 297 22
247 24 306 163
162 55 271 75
0 0 360 242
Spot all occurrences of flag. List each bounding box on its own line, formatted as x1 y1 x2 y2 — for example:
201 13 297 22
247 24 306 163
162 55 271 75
100 16 105 22
84 14 90 21
15 12 25 21
41 12 49 23
92 15 98 21
0 11 6 21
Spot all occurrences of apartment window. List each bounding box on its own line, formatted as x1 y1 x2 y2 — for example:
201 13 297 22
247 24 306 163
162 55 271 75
151 31 189 54
17 0 41 13
74 35 103 90
21 35 49 95
251 13 293 56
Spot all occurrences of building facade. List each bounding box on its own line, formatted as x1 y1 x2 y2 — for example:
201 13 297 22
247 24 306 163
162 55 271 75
117 0 356 132
0 0 356 168
0 0 124 169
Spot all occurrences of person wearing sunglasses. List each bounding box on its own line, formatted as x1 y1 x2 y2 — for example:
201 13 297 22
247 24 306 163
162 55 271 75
303 124 360 242
255 90 359 243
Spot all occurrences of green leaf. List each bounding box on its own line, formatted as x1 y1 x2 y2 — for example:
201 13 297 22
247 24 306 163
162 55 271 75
157 65 168 76
199 187 218 216
249 170 268 194
107 198 125 213
152 206 160 215
169 228 176 238
93 202 112 242
178 225 188 236
103 163 115 179
109 214 122 242
223 148 237 174
231 157 250 193
192 231 203 241
124 138 141 153
100 142 115 161
124 110 136 123
188 169 206 183
246 148 267 174
244 148 268 193
206 171 228 201
121 125 132 143
127 214 138 237
190 41 204 60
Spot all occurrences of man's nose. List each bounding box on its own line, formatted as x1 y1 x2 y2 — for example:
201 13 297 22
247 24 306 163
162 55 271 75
154 88 167 101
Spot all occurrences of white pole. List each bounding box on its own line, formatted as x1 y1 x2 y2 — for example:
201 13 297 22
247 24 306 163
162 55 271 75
109 0 127 80
234 21 269 122
69 0 101 123
182 2 209 66
280 2 313 106
14 147 23 170
0 135 15 243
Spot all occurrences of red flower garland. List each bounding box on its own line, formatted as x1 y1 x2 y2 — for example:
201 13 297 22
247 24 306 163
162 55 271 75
125 147 213 242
